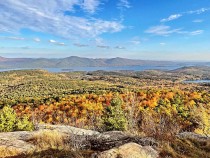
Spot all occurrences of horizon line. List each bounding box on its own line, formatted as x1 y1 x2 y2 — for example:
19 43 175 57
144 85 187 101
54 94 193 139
0 55 210 63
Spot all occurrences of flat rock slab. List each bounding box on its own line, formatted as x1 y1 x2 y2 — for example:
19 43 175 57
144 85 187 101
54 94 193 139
0 125 99 157
89 131 158 151
38 124 100 136
0 131 35 141
0 132 35 157
94 142 159 158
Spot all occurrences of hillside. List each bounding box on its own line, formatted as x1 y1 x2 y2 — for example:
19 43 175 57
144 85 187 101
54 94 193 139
0 68 209 158
0 69 209 158
0 56 209 69
171 66 210 74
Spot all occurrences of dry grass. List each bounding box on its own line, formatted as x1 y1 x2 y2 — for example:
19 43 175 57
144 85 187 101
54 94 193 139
0 146 21 158
29 129 68 151
159 137 210 158
24 149 85 158
0 129 92 158
24 129 89 158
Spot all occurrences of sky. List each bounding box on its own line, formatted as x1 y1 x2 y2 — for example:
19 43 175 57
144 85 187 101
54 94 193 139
0 0 210 61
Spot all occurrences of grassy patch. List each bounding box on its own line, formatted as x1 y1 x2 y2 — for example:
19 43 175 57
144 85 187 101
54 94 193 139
160 137 210 158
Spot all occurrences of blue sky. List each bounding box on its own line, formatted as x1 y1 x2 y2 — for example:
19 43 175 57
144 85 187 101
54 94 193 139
0 0 210 61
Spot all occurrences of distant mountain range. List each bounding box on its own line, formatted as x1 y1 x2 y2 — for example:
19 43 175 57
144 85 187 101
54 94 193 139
0 56 209 69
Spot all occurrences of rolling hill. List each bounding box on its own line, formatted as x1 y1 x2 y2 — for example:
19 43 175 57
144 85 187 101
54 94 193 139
0 56 209 69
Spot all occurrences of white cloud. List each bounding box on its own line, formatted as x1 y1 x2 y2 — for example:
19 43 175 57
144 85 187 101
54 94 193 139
0 0 124 40
0 27 13 33
146 28 203 36
0 36 25 40
130 40 141 45
187 8 210 14
160 14 182 22
160 7 210 23
190 30 204 35
82 0 101 14
97 45 110 49
130 37 141 45
57 42 66 46
160 42 166 46
118 0 131 9
49 40 57 43
92 37 106 45
117 0 131 21
193 19 203 23
74 43 89 47
115 46 125 49
145 25 182 36
34 38 41 42
49 39 66 46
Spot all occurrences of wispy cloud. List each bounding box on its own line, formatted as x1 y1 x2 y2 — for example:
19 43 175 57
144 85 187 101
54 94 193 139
187 8 210 14
34 38 41 42
145 25 203 36
82 0 101 14
56 42 66 46
130 37 141 45
160 42 166 46
49 39 66 46
145 25 182 36
97 45 110 49
0 0 124 40
190 30 204 35
193 19 203 23
0 27 13 33
160 14 182 22
4 37 25 40
130 40 141 45
74 43 89 47
49 40 57 43
115 46 126 49
92 37 107 46
117 0 131 21
117 0 131 9
160 7 210 23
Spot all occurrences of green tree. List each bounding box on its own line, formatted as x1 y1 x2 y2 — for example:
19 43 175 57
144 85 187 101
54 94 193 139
0 106 34 132
0 106 16 132
102 97 127 131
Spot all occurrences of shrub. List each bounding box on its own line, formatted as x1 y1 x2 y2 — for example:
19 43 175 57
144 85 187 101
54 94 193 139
102 97 128 131
17 116 34 131
0 106 34 132
138 109 182 141
0 106 16 132
191 104 210 135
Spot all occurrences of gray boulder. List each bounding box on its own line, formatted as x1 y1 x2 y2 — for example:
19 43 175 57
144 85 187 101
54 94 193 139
93 142 159 158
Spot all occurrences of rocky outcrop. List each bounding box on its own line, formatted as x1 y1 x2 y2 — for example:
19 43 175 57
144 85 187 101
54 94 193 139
94 142 159 158
89 131 158 151
0 131 36 157
0 124 159 158
0 124 100 158
177 132 210 141
1 124 209 158
38 124 100 136
39 124 158 151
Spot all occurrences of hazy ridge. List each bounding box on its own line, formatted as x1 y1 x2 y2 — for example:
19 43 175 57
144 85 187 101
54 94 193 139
0 56 209 69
